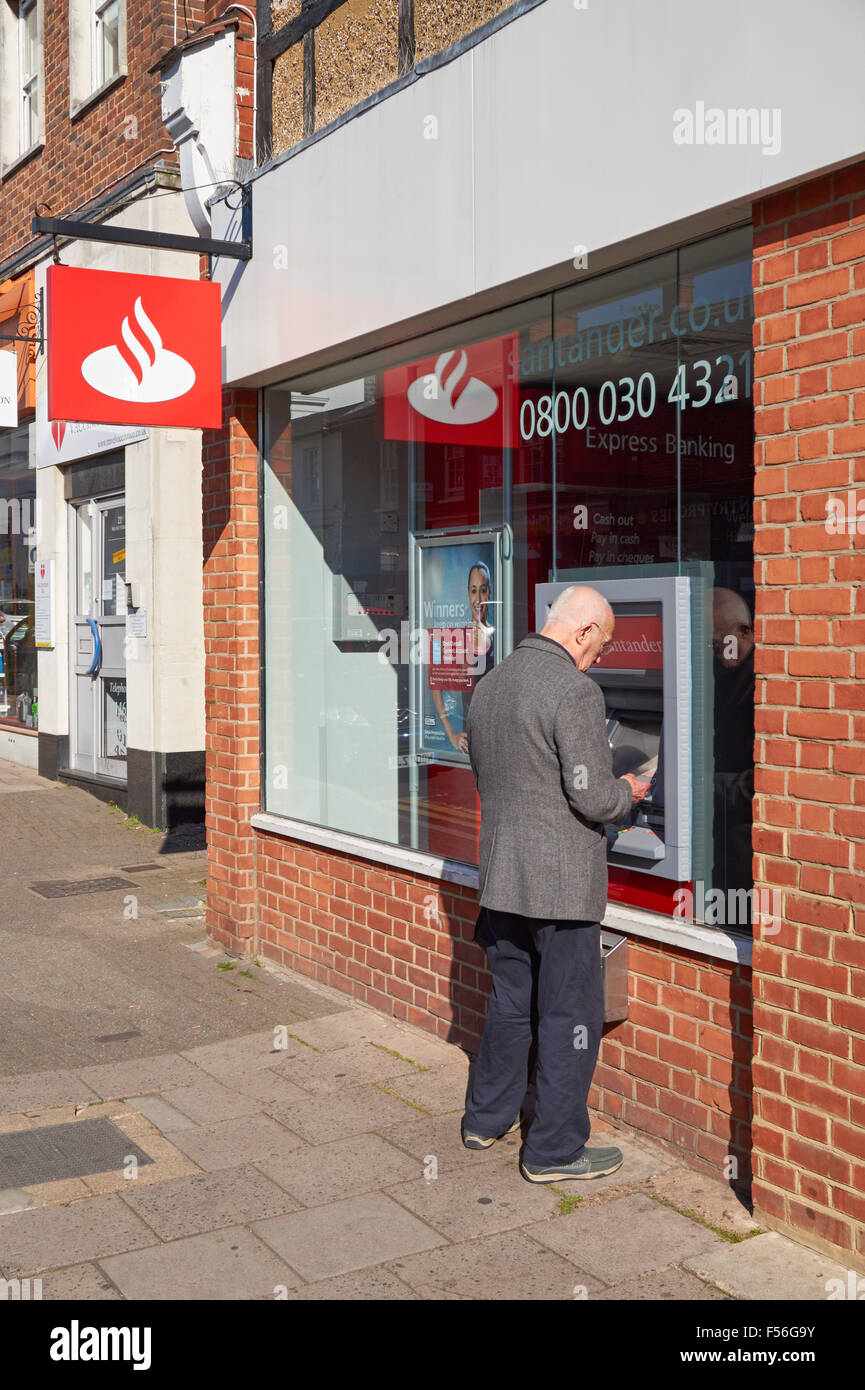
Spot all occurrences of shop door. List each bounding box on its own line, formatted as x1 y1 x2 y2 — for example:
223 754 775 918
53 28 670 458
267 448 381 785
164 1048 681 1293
70 497 127 778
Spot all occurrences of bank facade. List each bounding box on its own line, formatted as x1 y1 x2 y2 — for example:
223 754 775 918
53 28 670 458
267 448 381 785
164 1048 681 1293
206 0 865 1266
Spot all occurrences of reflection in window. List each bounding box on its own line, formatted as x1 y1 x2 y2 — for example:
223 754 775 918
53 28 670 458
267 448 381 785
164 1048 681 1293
262 228 754 917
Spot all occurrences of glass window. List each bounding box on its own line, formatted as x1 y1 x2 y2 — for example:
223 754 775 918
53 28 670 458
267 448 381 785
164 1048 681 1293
19 0 39 153
0 424 37 729
263 227 754 919
101 502 126 617
94 0 120 88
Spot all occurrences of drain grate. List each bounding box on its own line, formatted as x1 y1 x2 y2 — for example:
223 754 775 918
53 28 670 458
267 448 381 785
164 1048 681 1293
29 877 138 898
120 864 164 873
94 1031 142 1043
0 1119 154 1187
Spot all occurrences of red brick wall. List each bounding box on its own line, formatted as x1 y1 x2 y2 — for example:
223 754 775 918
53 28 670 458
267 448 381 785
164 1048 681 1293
751 160 865 1265
250 828 754 1186
0 0 183 268
1 2 252 271
202 389 260 950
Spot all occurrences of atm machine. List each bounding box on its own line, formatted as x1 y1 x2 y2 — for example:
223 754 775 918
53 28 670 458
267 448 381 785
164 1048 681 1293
535 576 693 884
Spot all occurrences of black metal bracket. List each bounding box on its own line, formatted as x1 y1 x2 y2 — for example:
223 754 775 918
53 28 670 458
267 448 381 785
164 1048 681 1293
0 287 45 353
30 186 252 262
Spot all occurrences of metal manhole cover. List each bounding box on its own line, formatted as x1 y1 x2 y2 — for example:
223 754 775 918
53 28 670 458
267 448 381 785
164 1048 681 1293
29 877 138 898
0 1119 154 1187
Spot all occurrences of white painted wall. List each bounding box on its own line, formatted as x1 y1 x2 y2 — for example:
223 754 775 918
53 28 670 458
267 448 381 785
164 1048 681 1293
214 0 865 384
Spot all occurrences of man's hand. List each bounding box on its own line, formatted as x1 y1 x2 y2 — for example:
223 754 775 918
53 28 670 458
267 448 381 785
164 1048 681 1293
621 773 651 803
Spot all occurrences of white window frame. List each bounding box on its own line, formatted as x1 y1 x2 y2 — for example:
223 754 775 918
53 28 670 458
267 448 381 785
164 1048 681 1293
18 0 37 155
92 0 119 91
68 0 126 117
0 0 44 173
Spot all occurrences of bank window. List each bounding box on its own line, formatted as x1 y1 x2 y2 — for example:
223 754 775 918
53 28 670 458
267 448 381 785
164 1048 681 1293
262 227 754 922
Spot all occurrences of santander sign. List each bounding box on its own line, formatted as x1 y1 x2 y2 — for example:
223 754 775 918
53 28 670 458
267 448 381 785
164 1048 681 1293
47 265 221 429
382 332 519 447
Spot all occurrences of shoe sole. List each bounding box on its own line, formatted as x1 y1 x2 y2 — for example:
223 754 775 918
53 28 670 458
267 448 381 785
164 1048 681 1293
520 1158 624 1183
462 1118 521 1150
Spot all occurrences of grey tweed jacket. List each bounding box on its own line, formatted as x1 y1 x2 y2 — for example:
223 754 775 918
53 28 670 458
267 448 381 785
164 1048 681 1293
466 633 633 922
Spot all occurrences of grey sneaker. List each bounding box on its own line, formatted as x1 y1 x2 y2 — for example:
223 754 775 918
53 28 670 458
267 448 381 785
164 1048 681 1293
461 1116 522 1150
520 1146 624 1182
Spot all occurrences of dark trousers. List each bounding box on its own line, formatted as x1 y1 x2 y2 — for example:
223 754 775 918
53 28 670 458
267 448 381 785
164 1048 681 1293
464 908 604 1166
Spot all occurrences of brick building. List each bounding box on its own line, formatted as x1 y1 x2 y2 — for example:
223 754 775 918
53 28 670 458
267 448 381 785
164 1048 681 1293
0 0 251 823
199 0 865 1270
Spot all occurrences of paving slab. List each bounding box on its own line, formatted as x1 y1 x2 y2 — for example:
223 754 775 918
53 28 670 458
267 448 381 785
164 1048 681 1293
75 1055 203 1101
40 1263 124 1300
376 1110 521 1173
385 1161 559 1241
283 1012 421 1052
647 1167 761 1237
257 1133 422 1207
0 1194 158 1278
120 1164 301 1240
0 1071 100 1113
0 1187 43 1215
181 1030 312 1078
158 1077 265 1125
284 1267 420 1300
683 1230 853 1301
266 1084 423 1145
383 1063 471 1116
168 1114 306 1172
252 1192 447 1282
0 1115 35 1134
100 1226 302 1300
388 1228 605 1300
123 1096 200 1133
594 1267 732 1300
526 1192 722 1285
274 1041 429 1096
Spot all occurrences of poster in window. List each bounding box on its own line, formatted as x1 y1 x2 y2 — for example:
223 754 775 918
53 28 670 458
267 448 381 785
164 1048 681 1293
416 534 499 761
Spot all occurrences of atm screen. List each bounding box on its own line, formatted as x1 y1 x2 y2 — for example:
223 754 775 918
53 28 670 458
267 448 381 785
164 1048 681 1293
589 603 667 862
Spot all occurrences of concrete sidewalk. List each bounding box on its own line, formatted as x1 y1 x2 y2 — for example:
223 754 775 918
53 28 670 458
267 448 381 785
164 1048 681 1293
0 763 851 1300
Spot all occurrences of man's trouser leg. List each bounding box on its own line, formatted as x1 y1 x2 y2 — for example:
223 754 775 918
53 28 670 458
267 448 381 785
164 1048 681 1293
463 910 534 1137
521 919 604 1167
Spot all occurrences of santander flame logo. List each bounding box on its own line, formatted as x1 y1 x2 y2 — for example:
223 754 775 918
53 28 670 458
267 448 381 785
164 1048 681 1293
51 421 66 450
407 350 498 426
81 297 196 404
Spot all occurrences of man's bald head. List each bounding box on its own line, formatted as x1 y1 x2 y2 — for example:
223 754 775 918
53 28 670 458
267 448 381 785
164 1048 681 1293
541 585 615 671
711 587 754 668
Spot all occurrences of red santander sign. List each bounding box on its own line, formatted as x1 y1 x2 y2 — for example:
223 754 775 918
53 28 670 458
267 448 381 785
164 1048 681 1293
47 265 221 428
382 333 519 447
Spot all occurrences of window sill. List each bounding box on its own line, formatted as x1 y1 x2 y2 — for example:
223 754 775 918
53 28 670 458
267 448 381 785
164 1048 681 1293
70 70 127 122
1 141 45 180
250 812 752 966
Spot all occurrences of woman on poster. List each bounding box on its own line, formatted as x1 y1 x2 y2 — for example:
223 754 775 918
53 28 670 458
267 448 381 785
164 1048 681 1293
431 561 495 754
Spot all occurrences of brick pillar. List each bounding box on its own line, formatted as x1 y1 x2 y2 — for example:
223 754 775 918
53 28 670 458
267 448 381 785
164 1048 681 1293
752 163 865 1266
203 389 260 953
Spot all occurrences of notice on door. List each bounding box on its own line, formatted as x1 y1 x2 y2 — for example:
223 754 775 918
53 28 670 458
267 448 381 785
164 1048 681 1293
34 559 54 649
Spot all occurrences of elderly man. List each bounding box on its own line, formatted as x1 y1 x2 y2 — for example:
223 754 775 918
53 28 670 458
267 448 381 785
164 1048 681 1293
462 585 649 1183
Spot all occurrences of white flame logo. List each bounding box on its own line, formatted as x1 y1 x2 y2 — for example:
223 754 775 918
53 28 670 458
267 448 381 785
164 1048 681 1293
81 298 196 403
407 350 498 426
